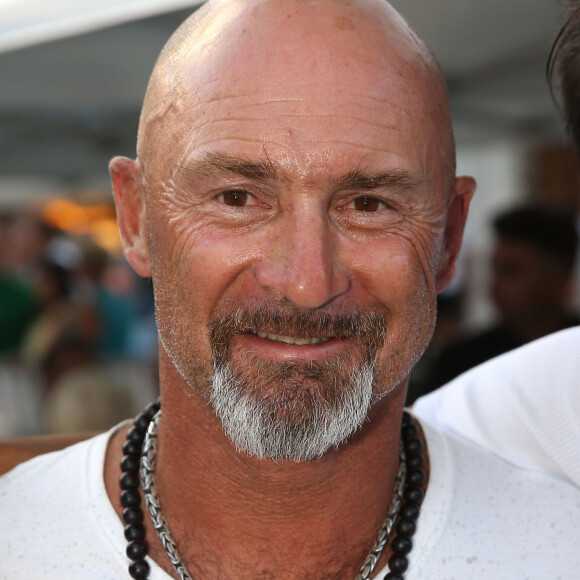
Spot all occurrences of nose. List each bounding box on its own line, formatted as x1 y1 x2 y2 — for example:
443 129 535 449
253 204 350 309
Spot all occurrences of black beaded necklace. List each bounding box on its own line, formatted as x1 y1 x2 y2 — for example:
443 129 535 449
119 400 426 580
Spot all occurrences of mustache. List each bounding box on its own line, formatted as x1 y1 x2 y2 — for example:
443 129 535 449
209 306 387 355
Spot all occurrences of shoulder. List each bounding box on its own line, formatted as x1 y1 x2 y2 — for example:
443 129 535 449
0 429 127 577
424 326 580 400
0 430 110 500
413 327 580 486
409 418 580 578
0 431 98 475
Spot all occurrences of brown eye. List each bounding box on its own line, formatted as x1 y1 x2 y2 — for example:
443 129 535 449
353 196 380 212
220 190 249 207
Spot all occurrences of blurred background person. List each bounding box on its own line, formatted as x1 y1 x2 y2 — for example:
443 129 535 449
408 203 579 401
0 205 159 437
0 211 39 357
74 238 132 359
20 257 98 391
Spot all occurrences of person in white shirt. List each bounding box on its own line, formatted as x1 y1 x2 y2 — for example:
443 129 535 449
414 326 580 488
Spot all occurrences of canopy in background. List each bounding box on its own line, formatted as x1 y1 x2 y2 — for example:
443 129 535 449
0 0 203 54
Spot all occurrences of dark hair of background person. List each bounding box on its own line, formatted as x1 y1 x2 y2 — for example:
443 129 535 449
548 1 580 147
493 205 578 272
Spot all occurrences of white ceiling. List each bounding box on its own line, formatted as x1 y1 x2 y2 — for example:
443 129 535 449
390 0 566 141
0 0 569 191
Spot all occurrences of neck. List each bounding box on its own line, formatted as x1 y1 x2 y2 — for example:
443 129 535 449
105 353 410 579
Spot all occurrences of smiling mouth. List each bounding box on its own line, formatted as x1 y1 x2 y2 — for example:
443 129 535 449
249 330 332 346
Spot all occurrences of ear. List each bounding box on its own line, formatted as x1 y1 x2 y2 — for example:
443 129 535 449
109 156 151 277
435 175 476 293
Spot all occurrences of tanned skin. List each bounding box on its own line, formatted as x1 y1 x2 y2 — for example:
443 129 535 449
105 1 474 578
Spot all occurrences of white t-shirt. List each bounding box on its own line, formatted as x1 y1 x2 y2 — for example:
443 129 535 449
1 419 579 579
413 326 580 488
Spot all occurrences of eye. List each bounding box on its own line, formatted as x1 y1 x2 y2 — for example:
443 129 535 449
353 196 382 212
219 189 250 207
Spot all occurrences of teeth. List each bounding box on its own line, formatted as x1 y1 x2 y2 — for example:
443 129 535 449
254 331 330 345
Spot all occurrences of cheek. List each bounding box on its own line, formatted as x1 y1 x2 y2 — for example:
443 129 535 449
343 233 438 371
149 210 262 319
345 228 440 309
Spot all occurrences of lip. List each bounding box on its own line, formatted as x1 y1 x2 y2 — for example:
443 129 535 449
251 330 331 346
234 331 354 361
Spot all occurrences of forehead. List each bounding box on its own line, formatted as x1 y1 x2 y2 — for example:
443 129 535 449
145 0 448 183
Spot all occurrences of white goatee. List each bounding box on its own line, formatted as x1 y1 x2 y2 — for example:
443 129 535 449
209 361 375 462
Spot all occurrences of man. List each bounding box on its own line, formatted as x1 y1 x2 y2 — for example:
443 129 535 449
424 204 579 389
1 1 578 579
413 2 580 490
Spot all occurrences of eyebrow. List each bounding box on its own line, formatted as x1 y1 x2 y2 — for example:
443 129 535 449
175 152 418 191
176 152 278 181
331 166 419 192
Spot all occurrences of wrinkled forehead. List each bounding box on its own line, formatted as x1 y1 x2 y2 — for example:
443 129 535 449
138 0 452 184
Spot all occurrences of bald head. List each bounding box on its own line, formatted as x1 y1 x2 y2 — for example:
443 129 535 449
111 0 474 438
136 0 455 190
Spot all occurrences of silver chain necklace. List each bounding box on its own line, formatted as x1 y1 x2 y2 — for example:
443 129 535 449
140 412 193 580
140 410 407 580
